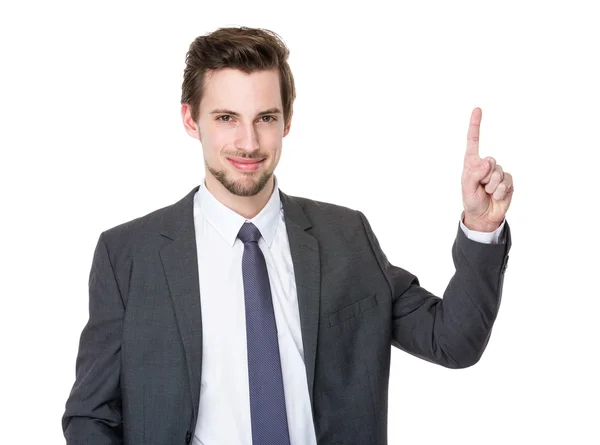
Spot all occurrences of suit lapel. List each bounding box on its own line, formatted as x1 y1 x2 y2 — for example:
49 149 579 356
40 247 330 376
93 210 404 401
159 185 203 420
280 191 321 411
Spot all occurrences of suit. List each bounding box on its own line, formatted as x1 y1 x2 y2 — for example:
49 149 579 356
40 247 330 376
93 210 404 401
63 184 511 444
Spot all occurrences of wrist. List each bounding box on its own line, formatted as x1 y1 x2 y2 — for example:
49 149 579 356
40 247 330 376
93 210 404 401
463 215 501 233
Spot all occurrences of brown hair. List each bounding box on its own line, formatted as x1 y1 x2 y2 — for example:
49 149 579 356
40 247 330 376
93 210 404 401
181 27 296 128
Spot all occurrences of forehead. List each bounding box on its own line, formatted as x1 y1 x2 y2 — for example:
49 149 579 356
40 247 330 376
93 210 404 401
200 68 282 112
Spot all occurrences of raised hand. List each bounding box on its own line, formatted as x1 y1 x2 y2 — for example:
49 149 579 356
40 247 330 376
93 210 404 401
461 108 513 232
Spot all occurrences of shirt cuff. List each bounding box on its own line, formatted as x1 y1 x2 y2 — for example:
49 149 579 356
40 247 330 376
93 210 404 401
459 212 506 244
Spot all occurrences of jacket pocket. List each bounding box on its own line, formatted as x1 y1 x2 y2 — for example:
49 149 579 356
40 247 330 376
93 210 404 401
328 294 378 327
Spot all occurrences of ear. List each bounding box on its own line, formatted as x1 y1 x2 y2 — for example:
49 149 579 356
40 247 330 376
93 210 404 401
283 110 293 138
181 104 201 141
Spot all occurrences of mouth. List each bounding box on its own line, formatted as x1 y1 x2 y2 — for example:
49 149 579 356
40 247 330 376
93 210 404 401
227 157 265 172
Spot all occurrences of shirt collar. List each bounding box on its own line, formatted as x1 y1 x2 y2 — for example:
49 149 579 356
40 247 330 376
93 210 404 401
196 177 282 248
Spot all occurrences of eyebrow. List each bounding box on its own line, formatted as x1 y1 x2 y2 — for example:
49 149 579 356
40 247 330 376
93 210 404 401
209 108 282 117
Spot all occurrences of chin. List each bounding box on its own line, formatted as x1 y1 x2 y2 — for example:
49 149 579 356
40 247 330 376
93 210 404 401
209 165 273 197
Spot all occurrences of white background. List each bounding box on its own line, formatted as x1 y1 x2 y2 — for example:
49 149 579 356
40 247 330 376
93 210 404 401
1 0 599 443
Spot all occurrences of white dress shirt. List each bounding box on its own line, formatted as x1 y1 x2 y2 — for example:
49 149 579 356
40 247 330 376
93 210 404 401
191 179 505 444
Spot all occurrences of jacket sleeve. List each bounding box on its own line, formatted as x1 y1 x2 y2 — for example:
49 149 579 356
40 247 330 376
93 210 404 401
62 232 124 444
357 211 511 369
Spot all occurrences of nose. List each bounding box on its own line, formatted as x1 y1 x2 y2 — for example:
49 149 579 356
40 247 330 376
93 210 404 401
235 122 260 153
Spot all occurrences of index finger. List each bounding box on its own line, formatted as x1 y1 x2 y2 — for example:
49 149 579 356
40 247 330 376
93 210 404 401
465 107 482 161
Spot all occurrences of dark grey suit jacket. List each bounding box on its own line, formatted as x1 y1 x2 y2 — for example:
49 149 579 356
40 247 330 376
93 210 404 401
63 185 511 445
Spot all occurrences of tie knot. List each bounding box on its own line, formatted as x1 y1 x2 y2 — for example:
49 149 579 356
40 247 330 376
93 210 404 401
237 222 262 244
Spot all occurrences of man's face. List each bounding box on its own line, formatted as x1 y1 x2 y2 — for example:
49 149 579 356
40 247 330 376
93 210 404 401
183 68 291 197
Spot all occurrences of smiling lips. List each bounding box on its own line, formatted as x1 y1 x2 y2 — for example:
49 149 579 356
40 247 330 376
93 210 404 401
227 157 264 172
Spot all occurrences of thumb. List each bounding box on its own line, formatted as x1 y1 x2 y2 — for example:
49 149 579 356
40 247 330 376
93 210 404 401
463 159 490 195
473 158 492 183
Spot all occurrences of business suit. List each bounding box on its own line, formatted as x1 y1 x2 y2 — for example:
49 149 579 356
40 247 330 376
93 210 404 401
63 184 511 444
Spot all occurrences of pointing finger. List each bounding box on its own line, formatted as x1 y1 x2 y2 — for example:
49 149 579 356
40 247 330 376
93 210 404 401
465 107 482 162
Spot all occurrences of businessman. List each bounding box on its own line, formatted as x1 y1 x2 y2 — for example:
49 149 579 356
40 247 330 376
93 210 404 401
63 26 513 444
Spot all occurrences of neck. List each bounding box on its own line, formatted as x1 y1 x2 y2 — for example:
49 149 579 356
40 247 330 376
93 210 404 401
204 174 275 220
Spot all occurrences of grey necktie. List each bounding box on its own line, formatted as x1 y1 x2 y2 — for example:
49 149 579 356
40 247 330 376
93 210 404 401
237 222 291 445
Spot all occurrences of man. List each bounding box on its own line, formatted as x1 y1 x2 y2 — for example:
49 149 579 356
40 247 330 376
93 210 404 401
63 26 513 445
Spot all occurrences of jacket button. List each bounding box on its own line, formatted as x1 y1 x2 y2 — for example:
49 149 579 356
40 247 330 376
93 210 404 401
185 431 192 444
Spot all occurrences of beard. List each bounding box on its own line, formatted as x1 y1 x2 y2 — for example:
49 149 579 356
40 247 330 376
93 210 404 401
206 160 273 197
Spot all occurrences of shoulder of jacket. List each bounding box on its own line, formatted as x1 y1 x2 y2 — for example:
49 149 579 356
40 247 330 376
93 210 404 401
284 193 362 219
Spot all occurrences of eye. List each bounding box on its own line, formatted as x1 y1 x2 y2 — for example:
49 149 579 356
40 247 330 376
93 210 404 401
216 115 233 122
260 115 276 123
